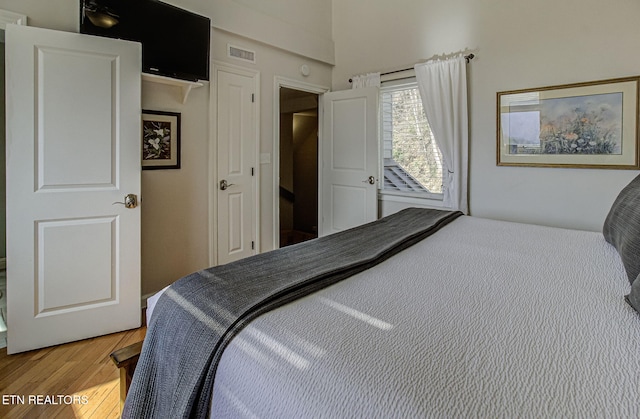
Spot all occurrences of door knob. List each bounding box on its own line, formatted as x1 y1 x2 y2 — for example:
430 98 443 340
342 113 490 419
220 179 235 191
112 193 138 208
362 176 376 185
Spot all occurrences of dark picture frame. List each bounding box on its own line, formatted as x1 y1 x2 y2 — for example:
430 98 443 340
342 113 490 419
141 110 181 170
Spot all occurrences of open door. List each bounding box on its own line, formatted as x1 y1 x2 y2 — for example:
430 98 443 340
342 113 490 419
320 87 379 236
6 24 141 354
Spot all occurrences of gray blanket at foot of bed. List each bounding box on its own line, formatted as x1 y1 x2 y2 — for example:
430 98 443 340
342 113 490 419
123 207 462 419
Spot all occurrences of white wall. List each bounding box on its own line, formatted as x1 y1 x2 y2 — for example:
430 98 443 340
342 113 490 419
140 83 211 295
0 0 77 32
333 0 640 231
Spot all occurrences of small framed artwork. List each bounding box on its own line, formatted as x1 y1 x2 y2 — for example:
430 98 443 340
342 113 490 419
497 76 640 169
141 110 181 170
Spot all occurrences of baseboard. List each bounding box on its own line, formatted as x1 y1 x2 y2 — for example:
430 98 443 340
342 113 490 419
141 292 157 309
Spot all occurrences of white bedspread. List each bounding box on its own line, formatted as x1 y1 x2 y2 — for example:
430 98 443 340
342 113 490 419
148 216 640 418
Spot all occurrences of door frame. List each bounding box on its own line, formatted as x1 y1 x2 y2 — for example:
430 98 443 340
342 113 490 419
272 76 328 249
0 9 27 28
1 7 27 351
0 9 27 274
209 61 260 266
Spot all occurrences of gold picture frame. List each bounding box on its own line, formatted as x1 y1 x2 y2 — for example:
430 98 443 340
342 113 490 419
497 76 640 169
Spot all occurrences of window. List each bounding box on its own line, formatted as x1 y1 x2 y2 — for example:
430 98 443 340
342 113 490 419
380 79 443 198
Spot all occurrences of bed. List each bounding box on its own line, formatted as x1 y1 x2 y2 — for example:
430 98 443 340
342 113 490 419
121 174 640 418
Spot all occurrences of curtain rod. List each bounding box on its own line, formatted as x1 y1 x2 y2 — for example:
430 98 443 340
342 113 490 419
349 53 474 83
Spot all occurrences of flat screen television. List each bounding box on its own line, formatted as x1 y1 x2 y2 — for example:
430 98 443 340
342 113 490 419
80 0 210 82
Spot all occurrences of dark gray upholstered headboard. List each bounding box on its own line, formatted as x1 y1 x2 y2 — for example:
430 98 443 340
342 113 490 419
603 174 640 313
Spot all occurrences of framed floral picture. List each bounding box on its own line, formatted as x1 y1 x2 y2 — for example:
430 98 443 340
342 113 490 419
497 76 640 169
141 110 181 170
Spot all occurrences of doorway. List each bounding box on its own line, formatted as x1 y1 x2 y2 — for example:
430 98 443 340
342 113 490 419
279 87 319 247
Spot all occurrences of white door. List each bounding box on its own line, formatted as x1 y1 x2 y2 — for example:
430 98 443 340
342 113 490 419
215 66 258 264
6 25 141 354
320 87 379 236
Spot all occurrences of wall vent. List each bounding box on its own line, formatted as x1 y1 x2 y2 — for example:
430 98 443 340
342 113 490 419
228 45 256 63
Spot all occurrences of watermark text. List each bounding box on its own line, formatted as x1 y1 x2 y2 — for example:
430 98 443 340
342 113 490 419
2 394 89 405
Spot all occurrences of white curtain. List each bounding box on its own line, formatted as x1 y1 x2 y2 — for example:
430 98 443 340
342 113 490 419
351 72 381 89
414 56 469 214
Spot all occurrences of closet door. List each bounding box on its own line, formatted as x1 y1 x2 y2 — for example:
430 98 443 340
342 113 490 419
214 64 259 265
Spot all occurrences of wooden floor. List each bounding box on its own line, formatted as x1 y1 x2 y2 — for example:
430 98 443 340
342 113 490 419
0 327 146 419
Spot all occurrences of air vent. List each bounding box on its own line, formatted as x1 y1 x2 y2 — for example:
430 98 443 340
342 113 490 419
228 45 256 63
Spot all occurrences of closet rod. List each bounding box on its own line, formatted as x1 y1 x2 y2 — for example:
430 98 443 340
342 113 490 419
349 53 474 83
